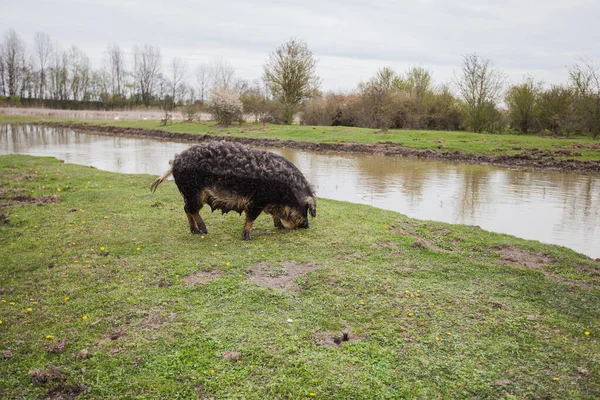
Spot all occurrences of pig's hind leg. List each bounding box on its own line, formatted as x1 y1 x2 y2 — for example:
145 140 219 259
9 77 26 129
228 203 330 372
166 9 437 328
183 192 208 234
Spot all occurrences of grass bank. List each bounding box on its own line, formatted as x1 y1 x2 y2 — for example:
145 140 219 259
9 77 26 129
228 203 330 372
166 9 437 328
1 155 599 399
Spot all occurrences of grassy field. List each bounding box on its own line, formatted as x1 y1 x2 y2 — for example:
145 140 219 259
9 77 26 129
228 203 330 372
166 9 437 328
1 155 599 399
2 115 600 162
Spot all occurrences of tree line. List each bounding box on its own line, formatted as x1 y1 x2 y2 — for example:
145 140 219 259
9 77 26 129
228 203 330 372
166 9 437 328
302 55 600 138
1 28 598 137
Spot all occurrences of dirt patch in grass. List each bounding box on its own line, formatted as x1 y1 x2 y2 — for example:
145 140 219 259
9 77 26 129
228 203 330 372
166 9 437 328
222 351 241 361
29 366 66 386
45 338 67 354
183 270 223 286
248 261 322 291
139 309 177 330
313 330 356 347
97 328 125 346
493 245 597 289
493 245 555 268
387 224 446 251
41 384 85 400
0 188 60 207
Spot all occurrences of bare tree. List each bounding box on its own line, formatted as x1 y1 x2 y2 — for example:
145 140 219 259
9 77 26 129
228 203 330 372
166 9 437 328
195 63 212 104
210 58 235 89
105 43 126 99
1 29 27 97
263 38 320 124
133 44 162 106
170 57 188 108
67 46 91 101
454 53 506 132
48 46 69 100
34 31 52 99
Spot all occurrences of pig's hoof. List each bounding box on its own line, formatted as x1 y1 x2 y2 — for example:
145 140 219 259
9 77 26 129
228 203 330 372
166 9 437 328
242 231 251 241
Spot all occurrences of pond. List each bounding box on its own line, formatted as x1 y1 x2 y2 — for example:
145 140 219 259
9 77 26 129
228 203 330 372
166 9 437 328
1 124 599 258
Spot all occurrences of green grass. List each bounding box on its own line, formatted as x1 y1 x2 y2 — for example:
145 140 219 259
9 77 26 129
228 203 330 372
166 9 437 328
2 115 599 162
1 155 599 399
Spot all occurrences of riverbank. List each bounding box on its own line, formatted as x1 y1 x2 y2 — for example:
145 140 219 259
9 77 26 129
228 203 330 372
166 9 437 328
2 115 600 173
1 155 598 398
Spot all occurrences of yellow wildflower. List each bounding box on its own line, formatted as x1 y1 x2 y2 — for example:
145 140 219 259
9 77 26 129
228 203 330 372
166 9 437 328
64 297 70 301
360 301 365 305
435 337 440 341
100 247 105 251
82 315 87 320
210 370 215 375
552 377 560 381
309 394 317 397
1 300 5 303
46 335 52 339
27 308 32 312
57 188 61 192
9 302 15 306
584 331 590 336
0 320 2 325
408 312 414 317
103 216 107 219
136 247 141 251
226 262 231 266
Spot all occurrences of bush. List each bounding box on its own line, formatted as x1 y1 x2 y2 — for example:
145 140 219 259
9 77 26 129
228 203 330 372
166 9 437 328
182 103 201 122
208 87 243 125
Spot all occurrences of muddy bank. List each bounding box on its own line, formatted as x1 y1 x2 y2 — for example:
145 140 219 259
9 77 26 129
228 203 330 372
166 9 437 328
35 122 600 173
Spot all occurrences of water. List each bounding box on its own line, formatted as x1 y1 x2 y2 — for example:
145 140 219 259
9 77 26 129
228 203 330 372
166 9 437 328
2 124 599 258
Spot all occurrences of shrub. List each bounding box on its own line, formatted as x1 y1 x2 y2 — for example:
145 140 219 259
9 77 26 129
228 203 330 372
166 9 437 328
209 87 243 125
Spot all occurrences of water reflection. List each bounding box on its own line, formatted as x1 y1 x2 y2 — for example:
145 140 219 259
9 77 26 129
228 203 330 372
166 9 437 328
1 124 599 258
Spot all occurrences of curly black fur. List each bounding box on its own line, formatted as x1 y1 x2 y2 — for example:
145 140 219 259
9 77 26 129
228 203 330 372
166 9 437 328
152 141 316 240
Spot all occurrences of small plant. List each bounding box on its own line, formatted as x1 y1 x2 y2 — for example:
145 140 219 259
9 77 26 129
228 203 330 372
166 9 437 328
160 112 172 126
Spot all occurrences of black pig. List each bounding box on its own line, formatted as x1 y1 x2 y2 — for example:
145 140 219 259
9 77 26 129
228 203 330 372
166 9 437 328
151 141 316 240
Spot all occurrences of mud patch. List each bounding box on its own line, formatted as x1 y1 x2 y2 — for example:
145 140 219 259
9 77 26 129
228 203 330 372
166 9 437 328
139 310 176 330
313 330 356 347
41 384 85 400
45 338 67 354
493 245 555 269
29 366 66 386
387 223 446 251
97 328 125 346
0 192 61 207
248 261 322 291
493 245 597 289
222 351 241 361
183 270 223 286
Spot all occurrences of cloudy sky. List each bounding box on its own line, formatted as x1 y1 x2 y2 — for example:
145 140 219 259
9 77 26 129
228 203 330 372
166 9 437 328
2 0 599 92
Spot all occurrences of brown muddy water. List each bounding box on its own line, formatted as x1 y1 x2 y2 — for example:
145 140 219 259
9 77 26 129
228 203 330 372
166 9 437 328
2 124 599 259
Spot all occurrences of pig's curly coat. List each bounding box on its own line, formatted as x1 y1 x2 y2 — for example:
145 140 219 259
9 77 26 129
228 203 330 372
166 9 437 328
151 141 316 239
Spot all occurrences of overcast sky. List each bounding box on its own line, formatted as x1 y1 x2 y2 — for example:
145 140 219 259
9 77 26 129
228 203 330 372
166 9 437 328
2 0 599 92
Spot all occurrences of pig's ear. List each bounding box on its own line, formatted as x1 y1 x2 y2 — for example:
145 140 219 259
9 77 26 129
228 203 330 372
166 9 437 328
305 197 317 217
